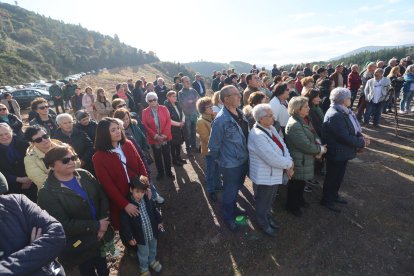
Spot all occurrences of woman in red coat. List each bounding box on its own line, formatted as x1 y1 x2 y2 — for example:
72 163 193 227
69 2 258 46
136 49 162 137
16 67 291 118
93 117 148 230
141 92 174 181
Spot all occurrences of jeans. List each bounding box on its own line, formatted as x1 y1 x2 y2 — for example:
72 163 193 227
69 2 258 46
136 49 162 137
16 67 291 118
137 238 157 273
220 161 248 222
364 101 384 125
322 159 348 204
400 90 414 112
350 89 358 109
183 114 197 151
78 256 109 276
150 179 159 201
205 155 222 193
256 184 278 229
151 143 172 176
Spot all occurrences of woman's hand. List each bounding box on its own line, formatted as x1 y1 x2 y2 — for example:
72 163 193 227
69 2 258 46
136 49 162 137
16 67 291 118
286 168 294 179
97 231 106 240
124 203 139 217
99 217 110 232
128 239 137 246
17 177 32 185
363 137 370 147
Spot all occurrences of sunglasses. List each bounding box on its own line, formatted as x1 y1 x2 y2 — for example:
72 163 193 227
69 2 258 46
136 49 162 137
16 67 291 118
0 108 7 111
148 99 157 102
37 105 49 110
60 155 79 164
32 134 49 143
117 104 127 108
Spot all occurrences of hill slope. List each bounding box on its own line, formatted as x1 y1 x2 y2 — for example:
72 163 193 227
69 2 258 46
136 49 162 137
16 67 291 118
0 3 158 85
328 44 414 61
184 61 252 76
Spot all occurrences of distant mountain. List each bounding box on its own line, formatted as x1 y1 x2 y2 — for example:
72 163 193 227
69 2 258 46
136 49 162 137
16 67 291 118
0 3 158 85
184 61 252 77
329 44 414 61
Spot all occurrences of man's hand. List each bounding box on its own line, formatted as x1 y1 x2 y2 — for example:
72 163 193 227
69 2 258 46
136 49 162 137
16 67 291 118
30 227 42 243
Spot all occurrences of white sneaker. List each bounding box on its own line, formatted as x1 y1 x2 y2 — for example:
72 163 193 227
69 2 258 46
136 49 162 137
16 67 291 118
155 195 165 204
398 110 407 114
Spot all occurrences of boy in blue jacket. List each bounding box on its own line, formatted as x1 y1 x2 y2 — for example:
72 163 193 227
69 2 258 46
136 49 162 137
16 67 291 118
120 177 163 276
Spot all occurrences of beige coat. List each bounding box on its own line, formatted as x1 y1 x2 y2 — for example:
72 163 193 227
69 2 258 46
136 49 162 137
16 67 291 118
196 113 214 156
94 100 113 121
24 140 80 188
1 99 21 119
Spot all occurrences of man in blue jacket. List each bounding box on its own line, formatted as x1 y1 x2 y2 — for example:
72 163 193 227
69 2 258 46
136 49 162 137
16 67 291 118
0 172 66 275
208 85 249 232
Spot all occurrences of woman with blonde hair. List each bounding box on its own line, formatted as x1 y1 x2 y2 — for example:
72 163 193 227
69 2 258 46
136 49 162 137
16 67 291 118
211 91 223 115
82 87 96 120
95 88 113 121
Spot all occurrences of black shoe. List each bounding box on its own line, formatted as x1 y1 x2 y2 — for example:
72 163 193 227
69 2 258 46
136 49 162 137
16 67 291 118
335 197 348 204
320 202 341 213
156 174 164 180
261 226 277 237
225 220 239 233
287 208 302 217
268 217 280 229
234 206 247 216
166 172 175 180
209 192 217 202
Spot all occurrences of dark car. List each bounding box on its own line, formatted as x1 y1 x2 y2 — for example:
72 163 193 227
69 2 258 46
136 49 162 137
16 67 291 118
11 88 54 109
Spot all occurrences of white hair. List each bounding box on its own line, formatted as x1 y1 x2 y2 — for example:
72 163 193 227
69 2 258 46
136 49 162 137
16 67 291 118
330 88 351 104
0 122 12 132
145 92 158 103
252 103 272 122
55 113 73 126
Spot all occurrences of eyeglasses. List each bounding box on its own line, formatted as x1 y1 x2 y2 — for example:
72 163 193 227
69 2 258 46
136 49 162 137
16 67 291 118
148 99 157 102
60 155 79 164
37 105 49 110
116 104 127 108
32 134 49 143
0 108 7 111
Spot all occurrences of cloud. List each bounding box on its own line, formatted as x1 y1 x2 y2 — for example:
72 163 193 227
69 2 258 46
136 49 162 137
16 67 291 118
387 0 400 3
289 12 316 21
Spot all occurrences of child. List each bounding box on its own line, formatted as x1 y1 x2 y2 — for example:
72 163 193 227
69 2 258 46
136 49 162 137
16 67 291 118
196 97 222 202
120 176 163 276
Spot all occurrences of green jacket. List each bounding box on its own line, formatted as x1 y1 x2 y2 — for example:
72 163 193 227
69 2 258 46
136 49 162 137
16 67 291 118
38 169 111 266
285 115 321 181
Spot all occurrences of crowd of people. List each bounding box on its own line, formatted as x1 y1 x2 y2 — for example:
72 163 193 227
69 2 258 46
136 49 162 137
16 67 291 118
0 54 413 275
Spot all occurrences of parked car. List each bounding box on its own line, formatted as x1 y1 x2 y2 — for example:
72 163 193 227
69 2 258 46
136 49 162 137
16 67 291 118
32 83 51 91
0 86 15 92
11 88 54 109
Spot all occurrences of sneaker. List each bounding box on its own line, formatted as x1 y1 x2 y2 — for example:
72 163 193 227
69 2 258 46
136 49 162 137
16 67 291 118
155 195 165 204
150 260 162 273
398 110 407 114
304 185 313 193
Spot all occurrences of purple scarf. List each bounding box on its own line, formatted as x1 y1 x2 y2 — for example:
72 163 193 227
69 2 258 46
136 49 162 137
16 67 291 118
332 104 362 134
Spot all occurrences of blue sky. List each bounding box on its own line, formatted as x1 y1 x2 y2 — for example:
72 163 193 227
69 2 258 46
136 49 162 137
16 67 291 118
2 0 414 66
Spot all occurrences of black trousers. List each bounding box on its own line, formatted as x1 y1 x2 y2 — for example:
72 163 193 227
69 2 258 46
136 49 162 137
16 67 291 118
286 179 306 211
53 98 65 114
322 159 348 204
151 143 172 176
78 255 109 276
170 143 182 162
256 185 279 229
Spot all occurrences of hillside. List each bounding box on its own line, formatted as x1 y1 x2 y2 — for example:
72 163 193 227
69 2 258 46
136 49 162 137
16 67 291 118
328 44 414 61
184 61 252 76
0 3 158 85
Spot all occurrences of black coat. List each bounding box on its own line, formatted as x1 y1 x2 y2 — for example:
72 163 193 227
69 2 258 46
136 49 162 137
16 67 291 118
112 92 136 112
192 80 206 96
164 101 184 145
52 127 95 174
154 85 169 105
0 194 66 275
29 114 58 136
132 87 145 113
0 113 23 138
75 121 97 144
120 194 162 245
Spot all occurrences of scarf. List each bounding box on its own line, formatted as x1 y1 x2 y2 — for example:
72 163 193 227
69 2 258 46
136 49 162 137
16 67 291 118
332 103 361 134
117 90 128 100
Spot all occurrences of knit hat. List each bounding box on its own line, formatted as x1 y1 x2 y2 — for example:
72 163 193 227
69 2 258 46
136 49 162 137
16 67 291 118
75 110 89 121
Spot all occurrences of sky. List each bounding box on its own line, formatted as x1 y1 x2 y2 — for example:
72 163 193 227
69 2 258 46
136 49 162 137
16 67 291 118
2 0 414 66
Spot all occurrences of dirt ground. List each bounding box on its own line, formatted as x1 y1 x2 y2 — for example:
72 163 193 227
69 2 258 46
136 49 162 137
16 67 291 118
52 68 413 275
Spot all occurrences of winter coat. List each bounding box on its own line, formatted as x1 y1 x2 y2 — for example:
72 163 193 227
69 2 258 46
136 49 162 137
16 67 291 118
94 100 113 121
63 83 77 101
164 101 184 146
322 106 365 162
0 113 23 137
70 94 84 112
0 137 29 191
308 105 324 138
24 140 81 188
75 120 98 144
364 77 391 103
113 92 136 112
141 105 172 145
285 115 322 181
347 71 362 90
29 114 58 136
125 121 150 152
120 194 162 246
196 113 214 156
52 127 95 174
38 169 111 267
248 124 293 185
1 99 21 119
0 194 65 276
402 73 414 94
82 94 95 113
92 140 148 230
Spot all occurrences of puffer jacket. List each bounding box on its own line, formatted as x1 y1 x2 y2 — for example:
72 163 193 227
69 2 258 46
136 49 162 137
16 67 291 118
364 77 391 102
248 124 293 185
37 169 111 267
285 115 322 181
24 140 80 188
0 194 66 276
